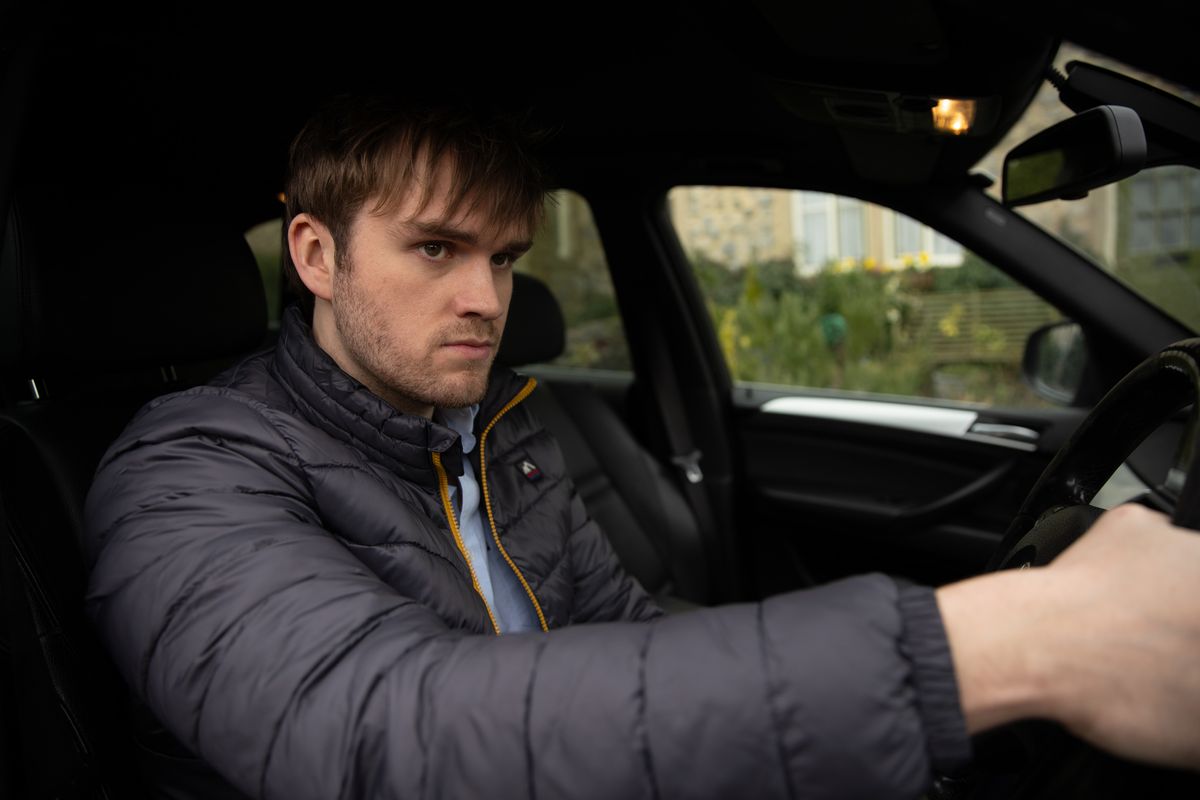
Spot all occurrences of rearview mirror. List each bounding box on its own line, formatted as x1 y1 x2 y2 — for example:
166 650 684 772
1002 105 1146 207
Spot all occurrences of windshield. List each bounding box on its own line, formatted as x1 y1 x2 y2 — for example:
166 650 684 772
976 42 1200 333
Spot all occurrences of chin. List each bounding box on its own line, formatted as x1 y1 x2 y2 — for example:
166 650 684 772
429 376 490 410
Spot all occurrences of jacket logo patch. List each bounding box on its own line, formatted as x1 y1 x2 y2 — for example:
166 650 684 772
518 459 542 482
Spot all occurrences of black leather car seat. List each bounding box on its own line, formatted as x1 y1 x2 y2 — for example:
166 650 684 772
498 273 710 609
0 188 268 799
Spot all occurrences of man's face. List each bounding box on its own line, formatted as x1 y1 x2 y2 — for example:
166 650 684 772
315 163 533 417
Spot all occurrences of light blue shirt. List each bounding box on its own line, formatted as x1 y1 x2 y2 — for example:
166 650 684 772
438 405 540 634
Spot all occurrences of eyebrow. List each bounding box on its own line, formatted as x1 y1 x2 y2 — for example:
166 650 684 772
401 219 533 255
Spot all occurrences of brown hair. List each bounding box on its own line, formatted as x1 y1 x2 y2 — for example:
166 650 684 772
283 96 551 312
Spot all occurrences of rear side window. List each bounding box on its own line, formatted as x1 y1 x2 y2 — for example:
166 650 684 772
670 186 1063 408
244 219 284 328
516 190 630 372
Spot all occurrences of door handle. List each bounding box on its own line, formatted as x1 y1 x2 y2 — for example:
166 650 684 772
968 422 1040 444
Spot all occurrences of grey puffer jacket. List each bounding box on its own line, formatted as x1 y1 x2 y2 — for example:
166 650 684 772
85 308 970 800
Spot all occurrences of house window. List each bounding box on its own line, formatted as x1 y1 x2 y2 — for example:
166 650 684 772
1125 167 1200 255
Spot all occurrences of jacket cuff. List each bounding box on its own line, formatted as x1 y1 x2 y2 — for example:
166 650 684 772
896 580 972 774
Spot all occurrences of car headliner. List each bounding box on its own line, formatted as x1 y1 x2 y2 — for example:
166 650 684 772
3 1 1197 236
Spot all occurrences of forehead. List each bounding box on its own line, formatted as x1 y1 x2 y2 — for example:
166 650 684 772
364 153 536 242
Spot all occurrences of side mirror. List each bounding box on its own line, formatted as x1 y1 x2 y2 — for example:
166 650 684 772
1022 321 1089 405
1002 105 1146 207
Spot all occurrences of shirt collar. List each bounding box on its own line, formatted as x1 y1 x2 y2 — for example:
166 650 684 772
436 404 480 455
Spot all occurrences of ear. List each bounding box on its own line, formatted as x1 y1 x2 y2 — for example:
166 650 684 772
288 213 337 301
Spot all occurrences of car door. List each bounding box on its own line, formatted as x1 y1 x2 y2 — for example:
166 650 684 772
661 184 1132 592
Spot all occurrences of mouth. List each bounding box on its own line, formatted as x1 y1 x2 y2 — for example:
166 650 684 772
442 339 496 360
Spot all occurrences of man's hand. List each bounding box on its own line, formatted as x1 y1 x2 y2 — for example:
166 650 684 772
937 503 1200 769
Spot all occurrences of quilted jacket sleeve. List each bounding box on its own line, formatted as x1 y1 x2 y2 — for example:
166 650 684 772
85 390 969 800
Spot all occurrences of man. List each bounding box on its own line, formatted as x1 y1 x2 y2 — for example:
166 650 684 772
84 97 1200 799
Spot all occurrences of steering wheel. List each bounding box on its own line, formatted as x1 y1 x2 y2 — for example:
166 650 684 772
990 337 1200 571
946 338 1200 800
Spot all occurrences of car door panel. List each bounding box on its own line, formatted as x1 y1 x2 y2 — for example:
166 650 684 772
734 393 1089 590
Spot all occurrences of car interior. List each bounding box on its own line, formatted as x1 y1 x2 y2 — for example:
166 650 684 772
2 1 1199 798
499 274 712 609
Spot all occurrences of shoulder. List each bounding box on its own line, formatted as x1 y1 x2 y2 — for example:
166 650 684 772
107 342 312 467
85 384 314 556
112 384 300 463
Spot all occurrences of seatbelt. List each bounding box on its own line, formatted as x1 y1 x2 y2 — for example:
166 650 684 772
639 320 730 601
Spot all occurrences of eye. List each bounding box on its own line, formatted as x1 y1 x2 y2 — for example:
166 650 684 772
490 252 516 269
419 242 452 261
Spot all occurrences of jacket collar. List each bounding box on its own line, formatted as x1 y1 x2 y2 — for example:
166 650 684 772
271 306 527 488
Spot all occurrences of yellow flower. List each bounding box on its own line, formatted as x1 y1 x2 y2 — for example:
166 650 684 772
938 303 964 337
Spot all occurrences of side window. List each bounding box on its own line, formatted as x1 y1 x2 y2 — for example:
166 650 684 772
516 190 631 372
244 218 284 329
669 187 1062 408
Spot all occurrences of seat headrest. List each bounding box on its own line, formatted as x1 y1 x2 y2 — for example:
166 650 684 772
497 272 565 367
0 187 267 376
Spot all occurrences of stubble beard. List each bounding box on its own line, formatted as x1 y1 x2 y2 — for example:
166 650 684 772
332 268 496 412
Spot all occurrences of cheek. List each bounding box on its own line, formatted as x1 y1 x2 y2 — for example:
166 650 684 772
383 297 444 349
354 270 422 322
496 273 514 325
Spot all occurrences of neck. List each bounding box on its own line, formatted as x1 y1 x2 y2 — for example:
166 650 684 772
309 302 435 418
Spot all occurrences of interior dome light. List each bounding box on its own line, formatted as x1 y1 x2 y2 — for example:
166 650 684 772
932 98 976 135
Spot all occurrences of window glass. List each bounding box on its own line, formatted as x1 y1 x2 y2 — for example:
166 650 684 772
976 42 1200 332
894 215 921 257
800 191 831 268
515 190 631 371
244 219 284 328
836 198 865 260
669 186 1063 407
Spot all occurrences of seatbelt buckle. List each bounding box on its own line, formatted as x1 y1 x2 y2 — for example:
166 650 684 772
671 450 704 484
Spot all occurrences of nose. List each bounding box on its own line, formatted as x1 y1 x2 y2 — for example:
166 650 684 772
452 256 505 320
